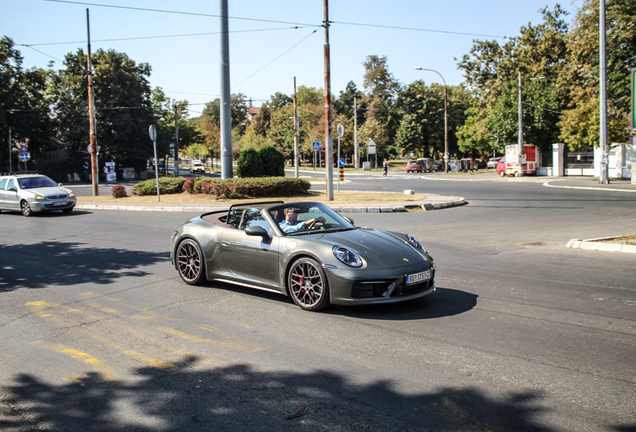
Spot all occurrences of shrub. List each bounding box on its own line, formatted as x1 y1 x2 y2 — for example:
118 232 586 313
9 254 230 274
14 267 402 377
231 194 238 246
132 177 186 196
182 177 196 194
111 185 127 198
236 147 263 178
259 145 285 177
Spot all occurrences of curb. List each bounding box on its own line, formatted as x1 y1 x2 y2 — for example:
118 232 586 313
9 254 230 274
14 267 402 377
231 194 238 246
75 197 468 214
566 238 636 254
421 199 467 211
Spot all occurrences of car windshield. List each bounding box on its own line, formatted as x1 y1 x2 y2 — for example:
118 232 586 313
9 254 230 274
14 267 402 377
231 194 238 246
269 202 355 236
18 176 57 189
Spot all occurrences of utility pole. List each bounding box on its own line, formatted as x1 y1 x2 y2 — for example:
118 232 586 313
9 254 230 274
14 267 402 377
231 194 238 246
87 9 98 195
8 126 12 172
323 0 333 201
599 0 609 184
293 77 300 178
220 0 233 179
354 97 358 169
518 71 524 177
174 106 179 177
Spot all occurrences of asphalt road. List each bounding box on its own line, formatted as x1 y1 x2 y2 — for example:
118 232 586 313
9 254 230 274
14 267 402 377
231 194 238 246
1 176 635 431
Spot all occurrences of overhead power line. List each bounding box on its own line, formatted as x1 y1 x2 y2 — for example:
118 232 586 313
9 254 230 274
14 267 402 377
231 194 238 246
232 29 319 90
44 0 507 40
331 21 507 39
44 0 320 27
20 27 311 47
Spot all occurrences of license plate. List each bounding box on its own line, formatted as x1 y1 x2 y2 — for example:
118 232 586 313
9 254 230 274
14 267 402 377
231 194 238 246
53 201 67 206
406 270 431 285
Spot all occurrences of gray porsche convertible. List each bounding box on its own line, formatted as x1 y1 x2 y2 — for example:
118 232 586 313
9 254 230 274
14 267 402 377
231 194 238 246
170 201 435 311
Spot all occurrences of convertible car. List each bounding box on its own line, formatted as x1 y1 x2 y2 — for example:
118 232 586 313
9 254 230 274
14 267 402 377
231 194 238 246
170 201 436 311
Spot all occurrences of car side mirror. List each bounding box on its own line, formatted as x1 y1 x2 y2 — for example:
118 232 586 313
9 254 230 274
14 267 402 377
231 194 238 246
343 216 354 225
245 226 270 239
7 186 16 192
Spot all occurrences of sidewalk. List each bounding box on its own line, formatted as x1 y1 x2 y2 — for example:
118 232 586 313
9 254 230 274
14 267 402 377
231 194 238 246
75 193 468 214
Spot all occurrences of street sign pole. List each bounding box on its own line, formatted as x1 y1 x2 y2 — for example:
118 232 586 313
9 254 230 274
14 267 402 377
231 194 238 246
149 125 160 202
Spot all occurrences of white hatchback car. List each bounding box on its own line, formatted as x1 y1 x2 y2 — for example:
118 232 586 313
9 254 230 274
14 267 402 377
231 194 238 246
0 173 76 216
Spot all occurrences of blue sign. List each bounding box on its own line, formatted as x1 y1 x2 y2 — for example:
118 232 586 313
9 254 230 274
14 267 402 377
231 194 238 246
19 152 30 161
339 158 345 168
312 141 322 151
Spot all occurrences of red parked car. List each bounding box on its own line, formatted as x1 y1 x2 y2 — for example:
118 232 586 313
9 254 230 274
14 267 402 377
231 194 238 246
496 157 507 176
406 160 425 173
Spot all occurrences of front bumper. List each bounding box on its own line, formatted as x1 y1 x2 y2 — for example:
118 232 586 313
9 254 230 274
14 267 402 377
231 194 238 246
325 263 436 306
30 199 76 212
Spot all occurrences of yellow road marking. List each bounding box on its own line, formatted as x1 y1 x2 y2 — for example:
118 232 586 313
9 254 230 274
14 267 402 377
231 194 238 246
31 341 119 383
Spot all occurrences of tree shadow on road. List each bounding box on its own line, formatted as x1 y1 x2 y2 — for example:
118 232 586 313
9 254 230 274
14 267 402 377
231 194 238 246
0 356 579 432
0 241 168 292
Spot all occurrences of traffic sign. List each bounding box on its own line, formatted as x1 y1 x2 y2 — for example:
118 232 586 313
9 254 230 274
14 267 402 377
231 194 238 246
337 124 344 137
19 152 30 161
149 125 157 141
339 158 345 168
312 141 322 151
20 145 28 153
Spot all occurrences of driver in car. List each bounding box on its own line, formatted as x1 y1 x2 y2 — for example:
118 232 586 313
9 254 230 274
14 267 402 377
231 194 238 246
279 207 325 233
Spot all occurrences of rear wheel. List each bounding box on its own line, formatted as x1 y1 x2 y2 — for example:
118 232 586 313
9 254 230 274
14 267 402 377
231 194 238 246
288 258 330 311
20 201 32 217
514 171 520 177
176 239 206 285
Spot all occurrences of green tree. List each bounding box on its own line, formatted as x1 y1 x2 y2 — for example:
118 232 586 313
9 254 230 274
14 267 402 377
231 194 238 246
259 145 285 177
0 37 55 171
236 147 263 178
559 0 636 149
53 48 155 171
457 5 570 156
394 113 423 156
361 55 401 152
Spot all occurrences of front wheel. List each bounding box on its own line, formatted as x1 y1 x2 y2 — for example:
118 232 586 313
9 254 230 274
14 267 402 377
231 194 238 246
499 170 506 177
287 258 330 311
20 201 32 217
176 239 206 285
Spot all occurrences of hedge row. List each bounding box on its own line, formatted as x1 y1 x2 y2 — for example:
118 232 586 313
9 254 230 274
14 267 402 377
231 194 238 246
132 176 310 199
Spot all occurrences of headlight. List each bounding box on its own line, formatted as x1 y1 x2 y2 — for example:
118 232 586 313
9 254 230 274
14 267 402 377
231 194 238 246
333 246 363 267
69 192 76 198
407 235 427 253
35 195 46 201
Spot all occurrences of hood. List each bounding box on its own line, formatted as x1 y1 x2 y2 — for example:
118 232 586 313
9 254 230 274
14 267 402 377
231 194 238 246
29 186 74 199
306 228 430 270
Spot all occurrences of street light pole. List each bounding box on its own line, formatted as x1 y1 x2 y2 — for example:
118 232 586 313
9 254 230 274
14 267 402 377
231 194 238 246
518 71 524 177
415 67 448 173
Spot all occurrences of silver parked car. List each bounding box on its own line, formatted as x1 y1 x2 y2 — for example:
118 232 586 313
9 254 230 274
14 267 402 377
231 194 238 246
0 173 76 216
170 201 436 311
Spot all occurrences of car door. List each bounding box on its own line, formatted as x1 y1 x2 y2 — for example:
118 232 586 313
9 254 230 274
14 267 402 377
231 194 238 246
0 178 7 208
4 179 20 210
219 207 281 291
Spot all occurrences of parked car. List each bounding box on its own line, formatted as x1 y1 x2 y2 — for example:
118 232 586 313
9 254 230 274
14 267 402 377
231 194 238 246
0 173 76 216
190 160 205 174
418 158 437 172
171 201 436 311
406 160 425 173
497 157 507 176
434 160 445 171
487 157 501 169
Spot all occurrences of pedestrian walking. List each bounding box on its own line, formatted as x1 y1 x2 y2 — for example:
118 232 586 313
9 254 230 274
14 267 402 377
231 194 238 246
383 158 389 177
84 161 91 182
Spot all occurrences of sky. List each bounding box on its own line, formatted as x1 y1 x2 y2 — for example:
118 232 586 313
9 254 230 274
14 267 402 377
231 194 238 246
2 0 581 117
